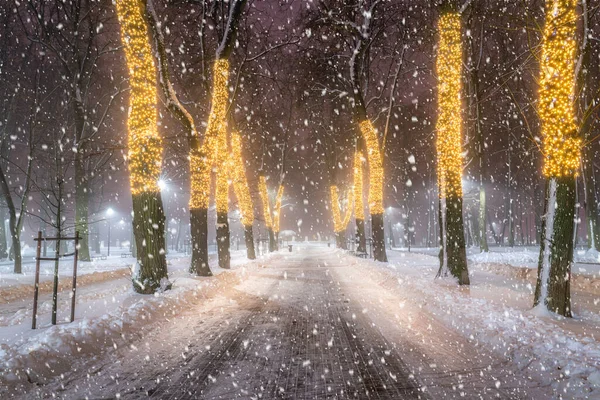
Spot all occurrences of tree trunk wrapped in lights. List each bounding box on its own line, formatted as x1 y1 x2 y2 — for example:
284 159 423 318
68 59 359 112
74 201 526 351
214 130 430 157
359 120 387 262
534 0 581 317
331 185 353 249
146 0 212 276
272 184 284 249
215 129 231 269
231 132 255 259
189 58 230 275
353 150 367 253
115 0 168 294
435 9 469 285
258 175 276 252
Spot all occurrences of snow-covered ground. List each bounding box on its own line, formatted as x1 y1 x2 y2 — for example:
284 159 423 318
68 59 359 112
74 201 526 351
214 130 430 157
1 243 598 399
393 245 600 277
0 248 280 395
380 248 600 398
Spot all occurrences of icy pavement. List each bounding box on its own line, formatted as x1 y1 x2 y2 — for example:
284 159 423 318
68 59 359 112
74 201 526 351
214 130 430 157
14 245 562 399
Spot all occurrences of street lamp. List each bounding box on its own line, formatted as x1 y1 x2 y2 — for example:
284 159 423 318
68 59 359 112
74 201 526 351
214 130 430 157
106 208 114 256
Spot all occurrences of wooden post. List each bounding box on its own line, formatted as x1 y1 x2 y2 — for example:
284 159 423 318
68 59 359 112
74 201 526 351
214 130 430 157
70 232 80 323
32 231 42 329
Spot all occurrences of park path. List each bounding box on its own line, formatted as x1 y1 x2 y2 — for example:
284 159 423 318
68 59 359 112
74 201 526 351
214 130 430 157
33 245 547 399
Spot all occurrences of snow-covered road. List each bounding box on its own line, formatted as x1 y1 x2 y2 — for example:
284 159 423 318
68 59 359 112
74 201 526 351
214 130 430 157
25 245 553 399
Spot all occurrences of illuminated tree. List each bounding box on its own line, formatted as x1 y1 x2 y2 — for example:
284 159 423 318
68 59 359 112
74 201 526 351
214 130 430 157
340 1 387 262
435 5 469 285
115 0 168 294
331 185 353 249
146 0 212 276
215 127 231 269
353 149 367 253
534 0 581 317
231 132 256 259
273 184 284 240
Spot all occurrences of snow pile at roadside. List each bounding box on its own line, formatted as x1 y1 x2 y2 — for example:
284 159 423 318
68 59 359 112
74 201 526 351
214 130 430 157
577 248 600 264
468 249 538 265
469 248 600 277
359 252 600 399
0 252 280 391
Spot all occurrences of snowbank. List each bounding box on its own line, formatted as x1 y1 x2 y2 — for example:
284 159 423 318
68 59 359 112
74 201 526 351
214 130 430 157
355 251 600 399
0 251 281 394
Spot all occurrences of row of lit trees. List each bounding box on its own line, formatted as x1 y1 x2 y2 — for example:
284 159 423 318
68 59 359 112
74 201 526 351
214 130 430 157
115 0 287 292
326 0 581 317
432 0 580 317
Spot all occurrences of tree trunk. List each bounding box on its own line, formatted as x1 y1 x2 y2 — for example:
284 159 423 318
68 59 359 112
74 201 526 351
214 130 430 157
335 231 346 249
440 194 470 285
244 224 255 260
216 211 231 269
356 218 367 253
190 207 211 276
583 151 600 251
0 207 7 259
131 192 169 294
371 213 387 262
9 225 21 274
268 228 276 252
534 177 575 317
479 188 489 251
74 156 91 261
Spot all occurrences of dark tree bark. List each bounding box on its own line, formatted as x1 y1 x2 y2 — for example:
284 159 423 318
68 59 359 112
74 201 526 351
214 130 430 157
131 192 169 294
356 219 367 253
190 207 211 276
0 206 7 258
268 228 276 252
534 177 575 317
442 194 470 285
244 224 256 259
217 211 231 269
371 213 387 262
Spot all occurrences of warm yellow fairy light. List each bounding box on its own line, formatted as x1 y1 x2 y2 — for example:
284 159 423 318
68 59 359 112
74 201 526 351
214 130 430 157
331 185 354 233
259 176 273 229
436 12 463 199
231 132 254 225
273 185 284 233
359 120 384 214
215 160 230 215
189 147 211 209
539 0 581 177
189 59 230 210
115 0 162 195
353 151 365 220
205 59 230 164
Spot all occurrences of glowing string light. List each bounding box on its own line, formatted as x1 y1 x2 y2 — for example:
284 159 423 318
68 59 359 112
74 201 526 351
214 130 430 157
115 0 162 195
436 12 463 199
189 59 230 210
231 132 254 225
331 185 354 233
353 151 365 220
539 0 581 177
259 176 273 229
359 120 384 214
273 185 284 233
